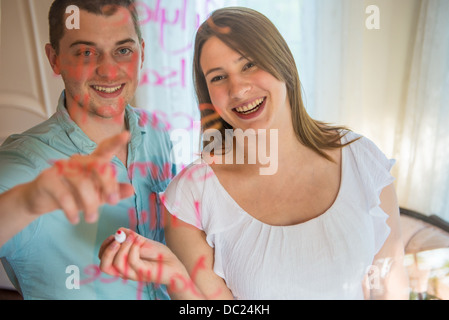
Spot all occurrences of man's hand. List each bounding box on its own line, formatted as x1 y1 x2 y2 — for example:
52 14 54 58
22 131 134 224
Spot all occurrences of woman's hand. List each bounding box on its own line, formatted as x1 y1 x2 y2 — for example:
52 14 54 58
98 228 201 298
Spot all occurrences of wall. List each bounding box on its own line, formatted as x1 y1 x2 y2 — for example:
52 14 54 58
361 0 421 158
0 0 64 144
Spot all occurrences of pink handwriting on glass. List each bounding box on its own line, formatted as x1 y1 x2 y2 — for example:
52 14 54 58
140 58 186 88
137 109 195 132
134 0 203 54
53 94 196 132
127 193 162 231
79 254 221 299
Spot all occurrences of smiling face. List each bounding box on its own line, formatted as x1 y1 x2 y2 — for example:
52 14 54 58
200 36 290 132
46 7 144 121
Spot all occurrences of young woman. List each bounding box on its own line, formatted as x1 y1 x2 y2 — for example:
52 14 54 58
99 7 409 300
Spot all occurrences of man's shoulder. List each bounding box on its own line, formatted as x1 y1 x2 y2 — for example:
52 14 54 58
1 115 65 153
0 115 72 176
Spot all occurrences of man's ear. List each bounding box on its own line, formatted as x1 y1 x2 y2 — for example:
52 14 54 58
45 43 61 75
140 39 145 69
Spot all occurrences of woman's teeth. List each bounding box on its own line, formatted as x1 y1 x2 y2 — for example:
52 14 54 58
93 85 123 93
235 98 265 114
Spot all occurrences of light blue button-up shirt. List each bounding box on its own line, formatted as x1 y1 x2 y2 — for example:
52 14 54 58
0 92 175 300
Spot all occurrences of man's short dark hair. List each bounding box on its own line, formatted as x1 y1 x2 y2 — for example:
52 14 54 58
49 0 142 53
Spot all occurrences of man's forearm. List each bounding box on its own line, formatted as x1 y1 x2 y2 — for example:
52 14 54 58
0 183 38 248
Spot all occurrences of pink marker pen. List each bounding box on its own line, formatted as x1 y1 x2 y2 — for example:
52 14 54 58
114 230 126 243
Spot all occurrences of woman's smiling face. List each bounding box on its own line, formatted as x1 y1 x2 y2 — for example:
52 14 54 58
200 36 291 132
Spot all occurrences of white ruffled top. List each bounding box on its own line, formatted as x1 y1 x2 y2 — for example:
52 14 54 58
161 131 394 299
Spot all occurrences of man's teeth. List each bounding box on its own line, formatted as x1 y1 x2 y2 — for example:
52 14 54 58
235 98 264 114
93 85 122 93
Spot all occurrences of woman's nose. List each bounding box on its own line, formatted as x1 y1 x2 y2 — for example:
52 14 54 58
229 75 251 100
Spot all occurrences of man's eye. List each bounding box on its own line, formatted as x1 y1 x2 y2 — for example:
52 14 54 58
117 48 132 55
79 50 93 57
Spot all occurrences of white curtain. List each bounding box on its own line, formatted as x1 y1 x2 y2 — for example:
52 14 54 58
394 0 449 221
134 0 449 221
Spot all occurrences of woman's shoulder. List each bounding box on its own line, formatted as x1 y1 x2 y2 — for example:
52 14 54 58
342 130 395 172
161 158 245 237
342 130 396 216
171 159 213 184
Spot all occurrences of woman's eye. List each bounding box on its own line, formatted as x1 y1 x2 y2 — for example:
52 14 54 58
211 75 226 83
243 62 256 71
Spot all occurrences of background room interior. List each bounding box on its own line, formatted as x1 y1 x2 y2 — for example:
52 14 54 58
0 0 448 299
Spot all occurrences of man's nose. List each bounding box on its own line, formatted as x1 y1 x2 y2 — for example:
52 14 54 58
96 54 120 79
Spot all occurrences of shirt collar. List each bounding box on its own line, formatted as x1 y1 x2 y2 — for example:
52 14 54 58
55 90 145 155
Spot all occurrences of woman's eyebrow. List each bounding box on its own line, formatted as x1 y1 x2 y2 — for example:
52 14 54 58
204 67 223 77
204 56 247 77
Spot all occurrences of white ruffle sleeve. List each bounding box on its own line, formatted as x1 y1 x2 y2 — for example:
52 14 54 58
347 132 395 254
160 161 245 248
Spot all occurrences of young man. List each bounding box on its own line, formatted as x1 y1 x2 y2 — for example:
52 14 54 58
0 0 174 299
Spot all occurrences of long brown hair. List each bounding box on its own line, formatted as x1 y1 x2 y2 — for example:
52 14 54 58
193 7 356 162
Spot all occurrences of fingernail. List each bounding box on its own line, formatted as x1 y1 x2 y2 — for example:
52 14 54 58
85 213 98 223
108 193 120 205
125 232 137 244
110 241 120 250
134 236 142 245
71 217 80 225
